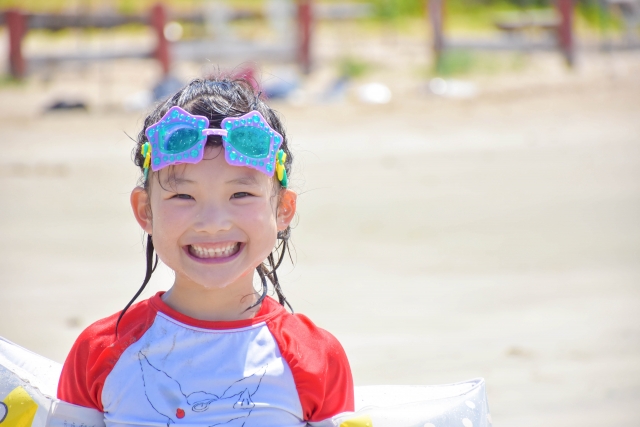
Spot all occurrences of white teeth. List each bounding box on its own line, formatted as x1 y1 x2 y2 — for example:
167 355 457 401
189 243 239 259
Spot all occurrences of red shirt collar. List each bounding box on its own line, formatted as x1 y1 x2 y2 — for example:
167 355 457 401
149 291 283 330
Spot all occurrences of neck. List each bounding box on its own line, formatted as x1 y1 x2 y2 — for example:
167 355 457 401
161 275 261 322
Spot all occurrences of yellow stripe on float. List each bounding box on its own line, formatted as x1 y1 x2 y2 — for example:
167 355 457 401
1 386 38 427
340 415 373 427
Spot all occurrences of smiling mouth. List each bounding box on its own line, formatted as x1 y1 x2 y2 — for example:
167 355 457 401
188 243 241 259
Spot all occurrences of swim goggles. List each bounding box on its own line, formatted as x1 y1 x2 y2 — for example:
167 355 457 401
141 106 287 187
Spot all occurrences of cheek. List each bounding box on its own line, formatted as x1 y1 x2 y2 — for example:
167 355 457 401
248 201 278 225
149 201 187 240
239 202 278 240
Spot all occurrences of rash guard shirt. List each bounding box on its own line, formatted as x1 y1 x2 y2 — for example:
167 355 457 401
58 292 354 427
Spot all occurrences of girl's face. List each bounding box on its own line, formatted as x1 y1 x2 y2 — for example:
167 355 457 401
131 146 296 293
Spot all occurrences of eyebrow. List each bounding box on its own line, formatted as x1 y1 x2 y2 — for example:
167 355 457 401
226 175 259 186
161 177 195 186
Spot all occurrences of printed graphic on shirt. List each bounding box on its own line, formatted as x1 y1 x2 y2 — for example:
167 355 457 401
138 351 267 427
101 314 307 427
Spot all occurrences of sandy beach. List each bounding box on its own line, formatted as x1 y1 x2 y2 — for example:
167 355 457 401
0 29 639 425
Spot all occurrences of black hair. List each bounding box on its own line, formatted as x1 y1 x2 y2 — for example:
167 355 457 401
116 75 293 335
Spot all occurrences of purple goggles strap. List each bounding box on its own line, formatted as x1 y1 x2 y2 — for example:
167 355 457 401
203 129 228 137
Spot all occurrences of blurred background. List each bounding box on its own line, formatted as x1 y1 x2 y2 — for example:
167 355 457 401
0 0 639 425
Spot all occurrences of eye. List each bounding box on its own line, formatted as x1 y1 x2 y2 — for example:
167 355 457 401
231 192 252 199
171 193 194 200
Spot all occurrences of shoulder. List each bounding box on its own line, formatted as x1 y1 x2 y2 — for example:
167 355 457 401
263 299 354 422
268 307 347 358
57 296 159 410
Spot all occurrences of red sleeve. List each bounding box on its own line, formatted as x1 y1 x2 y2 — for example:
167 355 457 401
267 308 354 422
57 298 157 410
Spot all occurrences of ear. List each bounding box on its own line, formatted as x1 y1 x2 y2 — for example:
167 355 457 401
276 189 297 232
131 187 153 235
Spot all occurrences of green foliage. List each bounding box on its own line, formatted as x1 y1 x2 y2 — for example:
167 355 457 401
448 0 552 6
367 0 558 22
338 56 371 79
445 0 524 32
1 0 618 35
371 0 424 21
501 0 552 6
0 74 26 87
434 50 475 76
576 0 622 31
432 50 527 77
0 0 67 11
118 0 139 15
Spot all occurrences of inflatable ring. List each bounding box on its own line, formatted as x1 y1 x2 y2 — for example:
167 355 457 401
0 337 492 427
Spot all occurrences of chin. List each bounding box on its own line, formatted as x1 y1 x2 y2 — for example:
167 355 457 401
180 269 257 291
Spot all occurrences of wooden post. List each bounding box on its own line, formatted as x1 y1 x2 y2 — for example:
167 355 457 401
297 0 313 74
556 0 575 66
428 0 445 71
150 3 171 76
6 9 27 79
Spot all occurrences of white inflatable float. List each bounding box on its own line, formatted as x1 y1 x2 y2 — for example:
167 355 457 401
0 337 492 427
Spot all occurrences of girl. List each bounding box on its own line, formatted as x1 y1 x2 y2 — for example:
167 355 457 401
57 77 354 427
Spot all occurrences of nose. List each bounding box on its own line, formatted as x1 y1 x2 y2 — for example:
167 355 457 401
192 202 232 234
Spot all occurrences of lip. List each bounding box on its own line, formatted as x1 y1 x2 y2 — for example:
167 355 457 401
183 242 244 264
